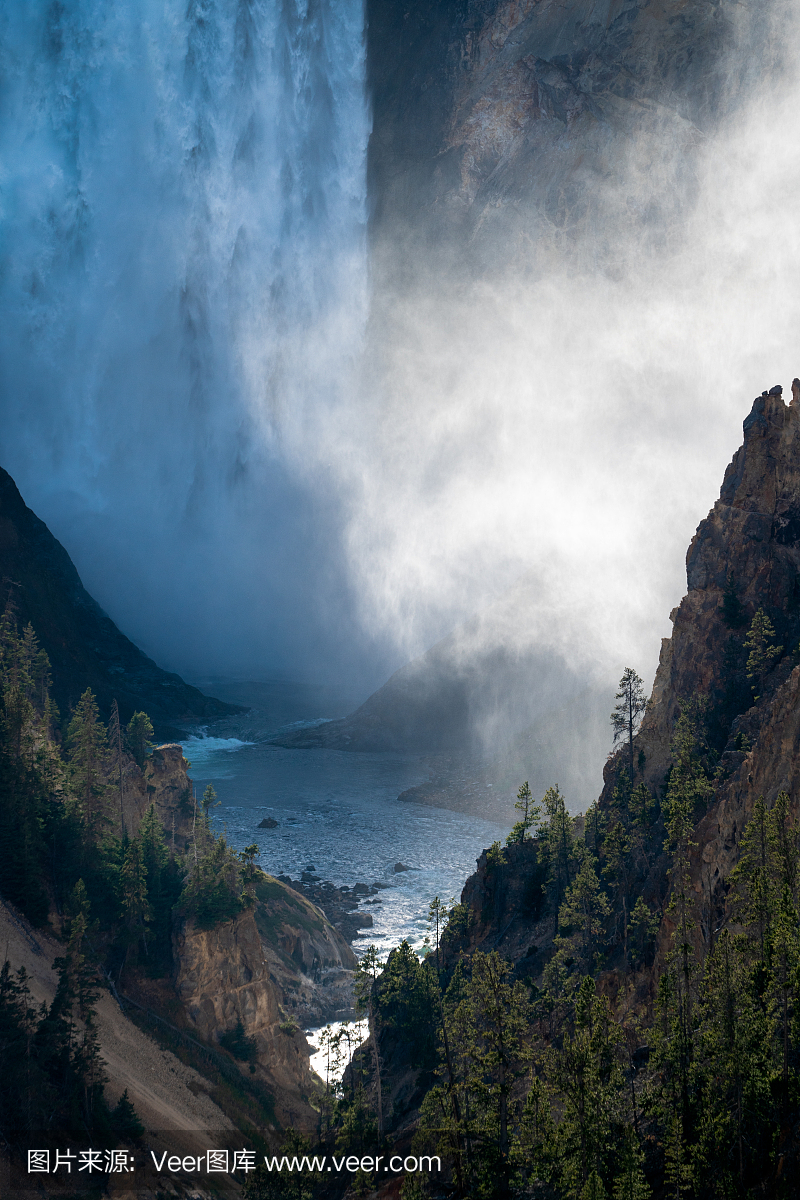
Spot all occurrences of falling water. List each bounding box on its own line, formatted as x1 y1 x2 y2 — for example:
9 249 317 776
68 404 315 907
0 0 370 682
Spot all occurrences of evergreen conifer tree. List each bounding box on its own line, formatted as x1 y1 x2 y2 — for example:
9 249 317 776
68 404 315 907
107 698 125 834
610 670 647 777
126 710 154 769
743 608 782 699
542 786 576 934
67 689 110 842
507 781 541 844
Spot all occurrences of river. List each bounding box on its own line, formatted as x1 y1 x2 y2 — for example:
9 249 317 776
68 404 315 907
181 681 507 959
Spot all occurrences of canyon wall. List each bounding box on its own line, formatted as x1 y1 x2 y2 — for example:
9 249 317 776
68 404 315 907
367 0 736 259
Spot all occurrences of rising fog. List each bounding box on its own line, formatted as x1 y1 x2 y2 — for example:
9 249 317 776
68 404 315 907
0 0 798 726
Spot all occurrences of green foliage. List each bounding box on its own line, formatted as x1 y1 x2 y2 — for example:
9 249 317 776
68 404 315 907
612 1131 651 1199
180 830 245 928
239 841 261 902
244 1128 323 1200
120 836 151 977
378 939 437 1069
336 742 800 1198
67 689 111 841
0 613 60 922
744 607 782 698
202 781 218 813
487 840 507 868
138 802 184 975
420 950 534 1199
584 801 606 857
610 669 647 775
541 785 577 933
628 782 656 829
546 858 611 992
219 1018 258 1063
692 931 775 1197
125 710 154 769
628 896 659 968
507 780 541 845
544 979 625 1198
111 1088 144 1139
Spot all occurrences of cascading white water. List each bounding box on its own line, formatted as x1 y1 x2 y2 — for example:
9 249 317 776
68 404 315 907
0 0 370 682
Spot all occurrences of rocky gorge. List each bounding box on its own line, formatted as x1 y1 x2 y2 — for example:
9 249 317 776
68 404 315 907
355 386 800 1194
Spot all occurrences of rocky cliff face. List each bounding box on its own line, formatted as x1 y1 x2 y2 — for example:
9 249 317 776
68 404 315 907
173 875 356 1126
636 390 800 784
439 385 800 984
174 907 316 1128
119 742 195 845
615 387 800 960
252 874 358 1028
123 752 355 1125
367 0 737 258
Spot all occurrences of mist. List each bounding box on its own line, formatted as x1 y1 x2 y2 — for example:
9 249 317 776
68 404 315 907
334 0 800 700
1 0 799 719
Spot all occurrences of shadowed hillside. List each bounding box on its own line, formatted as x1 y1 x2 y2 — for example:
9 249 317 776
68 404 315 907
0 466 240 739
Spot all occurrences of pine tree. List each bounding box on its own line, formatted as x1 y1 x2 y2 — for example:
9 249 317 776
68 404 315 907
610 669 647 777
743 608 782 699
542 786 576 934
730 795 777 968
514 1075 557 1193
354 944 386 1140
663 1115 692 1199
693 931 775 1195
0 615 55 923
507 781 541 844
584 802 606 857
126 710 154 769
45 880 107 1129
546 979 624 1198
547 857 611 987
582 1170 608 1199
612 1130 651 1199
458 952 532 1199
628 897 659 969
66 689 110 842
107 698 125 834
120 837 151 973
111 1088 144 1139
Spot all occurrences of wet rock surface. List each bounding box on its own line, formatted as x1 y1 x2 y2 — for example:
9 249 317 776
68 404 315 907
276 871 383 945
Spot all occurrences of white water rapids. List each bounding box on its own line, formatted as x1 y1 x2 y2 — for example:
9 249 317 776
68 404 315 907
0 0 370 681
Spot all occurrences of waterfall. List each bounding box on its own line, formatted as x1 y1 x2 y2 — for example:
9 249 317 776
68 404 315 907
0 0 370 681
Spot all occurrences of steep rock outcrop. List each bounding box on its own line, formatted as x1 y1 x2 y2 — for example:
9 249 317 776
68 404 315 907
635 391 800 783
173 876 356 1124
0 465 240 739
174 907 317 1128
253 874 358 1027
118 743 195 846
444 387 800 978
603 387 800 963
367 0 734 253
